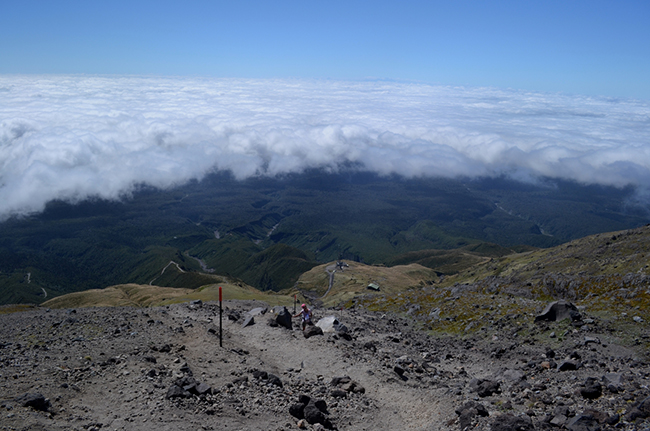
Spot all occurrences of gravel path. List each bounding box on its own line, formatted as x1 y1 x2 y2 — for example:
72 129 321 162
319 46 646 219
0 300 648 431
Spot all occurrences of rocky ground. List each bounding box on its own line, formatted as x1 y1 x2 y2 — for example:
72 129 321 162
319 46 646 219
0 299 649 431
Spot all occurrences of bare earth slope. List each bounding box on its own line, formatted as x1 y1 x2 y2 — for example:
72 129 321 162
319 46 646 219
1 298 649 431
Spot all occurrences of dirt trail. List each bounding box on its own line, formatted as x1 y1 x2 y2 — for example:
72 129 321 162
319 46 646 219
1 299 648 431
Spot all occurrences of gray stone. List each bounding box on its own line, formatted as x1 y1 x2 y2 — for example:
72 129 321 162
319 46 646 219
535 300 581 322
247 307 268 316
195 382 212 395
550 414 568 426
166 385 190 399
267 373 283 387
603 372 622 386
500 369 525 383
316 316 340 332
253 370 268 380
331 376 351 386
241 314 255 328
625 396 650 421
406 304 421 315
566 413 600 431
341 381 365 393
455 400 489 417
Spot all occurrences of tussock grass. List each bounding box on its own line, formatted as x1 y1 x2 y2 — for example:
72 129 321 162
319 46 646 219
0 304 38 314
296 261 438 308
42 282 295 309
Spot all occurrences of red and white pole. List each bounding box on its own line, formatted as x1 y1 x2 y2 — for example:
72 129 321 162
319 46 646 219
219 286 223 348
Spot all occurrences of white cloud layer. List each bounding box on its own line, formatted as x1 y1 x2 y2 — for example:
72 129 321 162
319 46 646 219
1 75 649 218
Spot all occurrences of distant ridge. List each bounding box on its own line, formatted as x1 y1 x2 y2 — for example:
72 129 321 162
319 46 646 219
1 172 648 305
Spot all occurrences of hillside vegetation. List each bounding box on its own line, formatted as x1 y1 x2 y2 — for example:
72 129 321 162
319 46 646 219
1 171 647 305
356 224 650 348
25 224 650 355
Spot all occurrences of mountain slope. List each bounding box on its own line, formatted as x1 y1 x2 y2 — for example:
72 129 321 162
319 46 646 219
1 171 648 305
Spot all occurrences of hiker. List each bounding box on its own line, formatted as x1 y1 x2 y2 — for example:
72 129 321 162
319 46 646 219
294 303 312 330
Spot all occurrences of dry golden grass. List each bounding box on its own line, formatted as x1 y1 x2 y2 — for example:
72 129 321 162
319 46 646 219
0 304 38 314
42 282 296 309
295 261 438 307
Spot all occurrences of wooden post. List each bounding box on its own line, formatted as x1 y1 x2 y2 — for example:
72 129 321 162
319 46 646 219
293 294 297 315
219 286 223 348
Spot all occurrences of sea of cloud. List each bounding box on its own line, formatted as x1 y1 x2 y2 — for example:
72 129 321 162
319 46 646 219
1 75 649 218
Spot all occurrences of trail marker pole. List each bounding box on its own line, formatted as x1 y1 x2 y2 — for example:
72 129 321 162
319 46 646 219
293 294 297 315
219 286 223 348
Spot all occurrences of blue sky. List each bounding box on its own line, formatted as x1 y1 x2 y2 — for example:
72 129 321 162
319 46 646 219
1 0 649 99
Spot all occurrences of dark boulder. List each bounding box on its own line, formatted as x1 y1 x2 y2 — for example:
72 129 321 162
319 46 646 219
331 376 352 386
455 401 489 417
290 396 332 428
303 325 324 338
195 382 212 395
469 378 500 397
625 396 650 421
583 408 608 424
535 300 581 323
289 403 306 419
166 385 190 399
558 360 581 371
304 400 327 425
275 307 292 329
252 370 268 380
490 413 534 431
605 413 620 425
267 373 283 387
341 380 365 394
267 317 279 327
580 377 602 400
456 400 489 429
15 393 51 411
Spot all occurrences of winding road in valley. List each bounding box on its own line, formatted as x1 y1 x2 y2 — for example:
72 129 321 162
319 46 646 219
149 261 185 285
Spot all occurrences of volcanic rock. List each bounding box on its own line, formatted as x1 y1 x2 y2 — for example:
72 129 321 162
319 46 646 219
535 300 581 322
490 413 534 431
469 378 500 397
275 306 293 329
579 377 602 399
304 324 324 338
15 393 50 411
566 413 600 431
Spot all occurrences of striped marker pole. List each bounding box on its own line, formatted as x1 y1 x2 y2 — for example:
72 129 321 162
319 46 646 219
219 286 223 348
